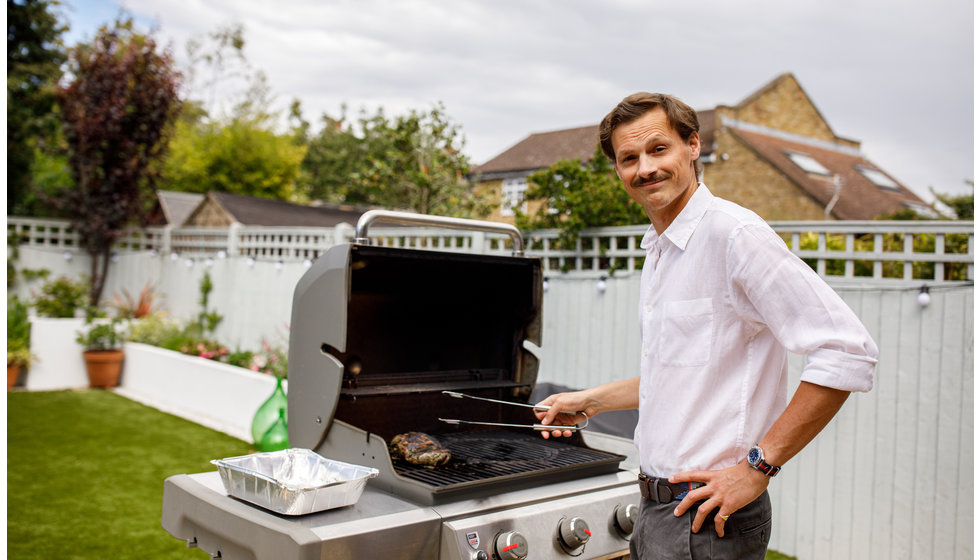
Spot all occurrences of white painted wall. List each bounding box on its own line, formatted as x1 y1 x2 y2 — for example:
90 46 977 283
118 343 284 443
25 317 89 390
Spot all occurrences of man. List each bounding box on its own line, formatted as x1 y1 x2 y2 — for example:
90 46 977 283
534 92 878 559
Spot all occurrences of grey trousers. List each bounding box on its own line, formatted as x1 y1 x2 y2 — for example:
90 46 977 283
629 490 771 559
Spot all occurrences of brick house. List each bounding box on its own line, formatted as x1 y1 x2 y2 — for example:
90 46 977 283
472 73 932 223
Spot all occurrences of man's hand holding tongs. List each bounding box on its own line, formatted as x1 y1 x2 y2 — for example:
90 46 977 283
534 391 596 439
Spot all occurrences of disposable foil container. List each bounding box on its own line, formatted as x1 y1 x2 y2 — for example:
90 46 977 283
211 448 379 515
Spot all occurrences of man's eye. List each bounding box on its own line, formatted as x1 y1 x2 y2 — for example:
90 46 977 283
620 155 636 164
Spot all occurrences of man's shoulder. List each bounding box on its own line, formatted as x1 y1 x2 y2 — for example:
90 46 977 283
702 193 769 235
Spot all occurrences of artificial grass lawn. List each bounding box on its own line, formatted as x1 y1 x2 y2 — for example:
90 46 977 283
7 389 796 560
7 390 252 560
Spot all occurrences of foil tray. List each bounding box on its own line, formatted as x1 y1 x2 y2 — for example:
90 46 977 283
211 448 379 515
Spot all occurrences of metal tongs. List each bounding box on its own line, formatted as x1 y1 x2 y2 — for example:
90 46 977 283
438 391 589 432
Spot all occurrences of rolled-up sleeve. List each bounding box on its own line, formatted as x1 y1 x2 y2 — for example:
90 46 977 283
728 224 879 392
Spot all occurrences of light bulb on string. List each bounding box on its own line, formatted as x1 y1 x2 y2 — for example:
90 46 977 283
917 285 931 307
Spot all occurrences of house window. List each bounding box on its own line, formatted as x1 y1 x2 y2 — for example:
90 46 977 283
501 178 528 217
856 166 900 191
785 151 831 175
903 202 938 218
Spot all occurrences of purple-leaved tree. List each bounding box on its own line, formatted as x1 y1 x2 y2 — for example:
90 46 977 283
56 19 181 307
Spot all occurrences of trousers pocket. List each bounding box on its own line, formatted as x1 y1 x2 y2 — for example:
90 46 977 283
738 516 771 536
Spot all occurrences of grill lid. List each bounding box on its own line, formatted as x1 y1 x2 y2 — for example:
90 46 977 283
287 212 623 504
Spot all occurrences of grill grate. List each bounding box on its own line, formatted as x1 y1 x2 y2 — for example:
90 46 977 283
392 430 621 488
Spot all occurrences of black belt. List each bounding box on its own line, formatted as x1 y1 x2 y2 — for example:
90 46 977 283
638 473 705 503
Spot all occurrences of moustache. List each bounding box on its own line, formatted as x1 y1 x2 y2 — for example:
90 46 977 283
631 172 670 188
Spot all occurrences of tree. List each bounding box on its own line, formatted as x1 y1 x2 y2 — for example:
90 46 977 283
302 103 481 216
55 19 181 307
301 107 366 204
161 25 307 201
516 145 648 246
7 0 69 216
163 114 307 200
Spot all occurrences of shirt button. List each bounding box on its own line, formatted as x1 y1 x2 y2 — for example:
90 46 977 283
645 304 652 313
642 348 649 356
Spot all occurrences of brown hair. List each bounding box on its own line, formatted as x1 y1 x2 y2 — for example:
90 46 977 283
598 92 701 162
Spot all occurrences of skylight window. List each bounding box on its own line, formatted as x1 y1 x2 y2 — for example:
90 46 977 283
784 151 831 175
856 166 900 191
903 202 938 218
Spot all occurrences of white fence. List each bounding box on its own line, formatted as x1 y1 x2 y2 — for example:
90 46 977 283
6 216 975 560
9 217 973 281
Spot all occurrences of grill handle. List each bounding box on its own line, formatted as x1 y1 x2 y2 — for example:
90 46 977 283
353 209 525 257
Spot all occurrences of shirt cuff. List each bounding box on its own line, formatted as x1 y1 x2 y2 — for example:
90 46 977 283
800 347 877 392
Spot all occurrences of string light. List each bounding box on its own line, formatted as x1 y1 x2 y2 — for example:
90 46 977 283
542 277 550 292
917 285 931 307
63 251 73 261
597 275 607 294
247 257 256 268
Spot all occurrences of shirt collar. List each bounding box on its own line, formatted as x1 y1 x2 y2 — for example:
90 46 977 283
661 183 712 251
638 183 713 252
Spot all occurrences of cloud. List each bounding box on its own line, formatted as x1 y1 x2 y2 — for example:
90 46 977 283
70 0 972 200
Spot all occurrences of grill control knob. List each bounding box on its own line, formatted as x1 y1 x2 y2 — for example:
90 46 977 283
494 531 528 560
614 503 638 535
558 516 592 549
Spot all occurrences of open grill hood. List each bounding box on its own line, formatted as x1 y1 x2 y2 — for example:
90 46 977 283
287 212 623 505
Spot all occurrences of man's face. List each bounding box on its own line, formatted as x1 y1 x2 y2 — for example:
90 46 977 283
611 108 701 231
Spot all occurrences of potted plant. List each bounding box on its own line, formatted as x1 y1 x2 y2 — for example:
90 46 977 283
7 296 35 389
76 317 126 388
6 348 33 390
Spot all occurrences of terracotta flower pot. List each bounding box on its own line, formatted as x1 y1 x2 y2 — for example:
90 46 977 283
7 364 21 390
82 350 125 388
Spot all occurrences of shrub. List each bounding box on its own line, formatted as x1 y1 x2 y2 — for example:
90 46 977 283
33 275 88 317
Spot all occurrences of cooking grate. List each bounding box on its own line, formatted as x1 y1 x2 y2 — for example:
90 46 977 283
392 430 621 488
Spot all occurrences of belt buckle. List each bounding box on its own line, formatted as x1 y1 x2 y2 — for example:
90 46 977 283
638 475 675 504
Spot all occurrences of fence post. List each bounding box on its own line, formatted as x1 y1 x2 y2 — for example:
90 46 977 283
227 223 240 257
161 226 173 256
472 231 486 254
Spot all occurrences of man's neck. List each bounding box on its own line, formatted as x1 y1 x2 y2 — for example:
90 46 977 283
649 179 700 235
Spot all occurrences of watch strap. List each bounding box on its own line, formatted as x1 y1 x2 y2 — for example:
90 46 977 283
748 445 781 477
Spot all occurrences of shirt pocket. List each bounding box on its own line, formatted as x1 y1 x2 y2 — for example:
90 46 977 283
659 298 713 367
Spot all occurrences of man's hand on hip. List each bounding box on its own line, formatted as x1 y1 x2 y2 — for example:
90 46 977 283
669 462 770 537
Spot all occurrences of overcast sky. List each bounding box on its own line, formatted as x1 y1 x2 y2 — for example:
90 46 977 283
64 0 975 202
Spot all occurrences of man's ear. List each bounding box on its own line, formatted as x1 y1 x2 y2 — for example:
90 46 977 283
688 132 701 161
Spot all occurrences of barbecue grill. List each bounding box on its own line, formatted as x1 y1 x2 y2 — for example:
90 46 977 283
162 211 641 560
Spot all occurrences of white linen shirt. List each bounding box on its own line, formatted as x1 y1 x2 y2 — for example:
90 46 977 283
635 184 878 477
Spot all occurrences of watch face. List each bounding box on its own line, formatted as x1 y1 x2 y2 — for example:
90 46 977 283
748 447 762 466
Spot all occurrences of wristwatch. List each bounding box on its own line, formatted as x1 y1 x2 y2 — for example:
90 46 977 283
747 445 781 477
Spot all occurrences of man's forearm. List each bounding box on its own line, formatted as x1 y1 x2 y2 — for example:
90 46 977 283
585 376 641 415
758 381 850 466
